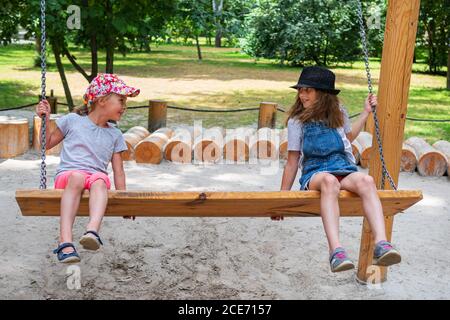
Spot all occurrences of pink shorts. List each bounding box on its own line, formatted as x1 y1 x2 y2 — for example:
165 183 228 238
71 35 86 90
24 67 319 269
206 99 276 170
54 170 111 190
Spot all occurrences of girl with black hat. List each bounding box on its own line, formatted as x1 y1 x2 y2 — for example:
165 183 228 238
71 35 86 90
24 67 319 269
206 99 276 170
274 66 401 273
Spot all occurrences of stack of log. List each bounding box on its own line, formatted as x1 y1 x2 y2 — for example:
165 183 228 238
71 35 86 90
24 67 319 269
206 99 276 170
120 126 289 164
350 132 449 178
121 126 150 161
2 119 448 180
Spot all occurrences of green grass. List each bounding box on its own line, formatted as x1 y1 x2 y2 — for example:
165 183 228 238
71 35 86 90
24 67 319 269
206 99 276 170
0 43 448 143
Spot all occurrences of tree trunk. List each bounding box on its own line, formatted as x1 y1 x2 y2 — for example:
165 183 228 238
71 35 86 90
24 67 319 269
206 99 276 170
447 46 450 90
35 36 42 56
213 0 223 48
105 0 114 74
215 28 222 48
52 43 74 111
195 35 202 60
90 33 98 82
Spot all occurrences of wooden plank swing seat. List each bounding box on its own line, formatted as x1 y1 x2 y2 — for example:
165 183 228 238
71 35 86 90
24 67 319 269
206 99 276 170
15 0 421 284
16 189 422 217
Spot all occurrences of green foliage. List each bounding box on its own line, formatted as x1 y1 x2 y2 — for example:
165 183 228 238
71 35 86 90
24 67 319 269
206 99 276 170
242 0 362 66
417 0 449 74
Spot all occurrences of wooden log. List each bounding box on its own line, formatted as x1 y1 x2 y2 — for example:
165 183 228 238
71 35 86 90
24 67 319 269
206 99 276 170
400 143 418 172
355 131 372 168
223 127 255 162
250 127 278 160
404 137 447 176
0 116 29 158
32 114 63 155
432 140 450 178
148 100 167 133
16 189 423 218
279 128 288 160
351 139 363 165
258 102 277 129
193 126 224 163
121 126 150 161
164 127 193 163
135 128 173 164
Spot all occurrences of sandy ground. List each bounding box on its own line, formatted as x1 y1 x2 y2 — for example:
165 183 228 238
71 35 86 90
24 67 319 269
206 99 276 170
0 143 449 300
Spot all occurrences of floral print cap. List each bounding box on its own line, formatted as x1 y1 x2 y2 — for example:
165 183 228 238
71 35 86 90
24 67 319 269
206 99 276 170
83 73 140 106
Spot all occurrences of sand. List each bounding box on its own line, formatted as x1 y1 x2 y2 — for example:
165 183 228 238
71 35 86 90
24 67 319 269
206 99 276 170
0 145 449 300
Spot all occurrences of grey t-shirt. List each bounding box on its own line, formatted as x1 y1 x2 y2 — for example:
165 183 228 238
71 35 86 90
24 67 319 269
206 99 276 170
287 106 355 168
55 113 127 177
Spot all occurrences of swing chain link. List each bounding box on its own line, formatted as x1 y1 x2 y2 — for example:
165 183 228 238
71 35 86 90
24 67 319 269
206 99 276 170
39 0 47 190
356 0 397 191
34 0 396 192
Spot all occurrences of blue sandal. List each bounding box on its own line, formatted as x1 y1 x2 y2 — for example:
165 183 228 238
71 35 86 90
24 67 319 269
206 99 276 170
79 230 103 251
53 242 80 263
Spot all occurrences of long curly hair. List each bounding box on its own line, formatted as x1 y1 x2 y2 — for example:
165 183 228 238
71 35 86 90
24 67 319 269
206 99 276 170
285 89 344 128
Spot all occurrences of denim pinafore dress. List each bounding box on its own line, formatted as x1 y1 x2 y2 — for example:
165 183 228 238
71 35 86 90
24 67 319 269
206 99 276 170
299 121 358 190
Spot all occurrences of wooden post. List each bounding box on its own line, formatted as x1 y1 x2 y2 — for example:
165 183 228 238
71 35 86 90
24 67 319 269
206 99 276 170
0 116 29 158
357 0 420 285
48 89 57 114
148 100 167 133
258 102 277 129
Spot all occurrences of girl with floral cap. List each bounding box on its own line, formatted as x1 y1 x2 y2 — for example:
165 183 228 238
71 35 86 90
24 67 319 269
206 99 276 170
36 73 140 263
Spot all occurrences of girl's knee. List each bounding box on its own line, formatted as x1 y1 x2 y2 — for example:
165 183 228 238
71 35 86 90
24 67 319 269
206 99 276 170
357 175 376 190
90 178 108 190
321 175 340 193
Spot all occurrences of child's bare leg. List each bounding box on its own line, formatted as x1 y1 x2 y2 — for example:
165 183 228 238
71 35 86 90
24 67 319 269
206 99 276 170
339 172 387 243
309 173 342 253
86 179 108 232
60 173 85 253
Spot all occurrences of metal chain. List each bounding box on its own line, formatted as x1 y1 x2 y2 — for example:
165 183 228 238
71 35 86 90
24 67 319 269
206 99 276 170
356 0 397 190
39 0 47 189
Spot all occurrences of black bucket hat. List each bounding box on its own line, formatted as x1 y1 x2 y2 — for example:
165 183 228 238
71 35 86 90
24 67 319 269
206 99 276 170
290 66 340 95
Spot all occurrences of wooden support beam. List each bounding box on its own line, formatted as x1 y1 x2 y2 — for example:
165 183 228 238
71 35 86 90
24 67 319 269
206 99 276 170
16 189 422 217
357 0 421 285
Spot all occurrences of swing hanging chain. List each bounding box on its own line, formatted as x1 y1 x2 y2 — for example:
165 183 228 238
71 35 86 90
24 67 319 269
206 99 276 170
356 1 397 191
34 0 395 192
39 0 47 190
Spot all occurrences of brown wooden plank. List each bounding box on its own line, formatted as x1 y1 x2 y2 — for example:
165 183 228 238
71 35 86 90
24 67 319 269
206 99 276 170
16 189 422 217
358 0 421 284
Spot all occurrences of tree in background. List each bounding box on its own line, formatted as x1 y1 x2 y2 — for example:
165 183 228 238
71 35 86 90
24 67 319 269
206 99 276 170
212 0 224 47
242 0 362 66
3 0 175 110
170 0 212 60
417 0 449 89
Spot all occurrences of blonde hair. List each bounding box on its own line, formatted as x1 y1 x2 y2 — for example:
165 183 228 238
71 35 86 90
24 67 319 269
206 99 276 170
285 90 344 128
73 93 114 116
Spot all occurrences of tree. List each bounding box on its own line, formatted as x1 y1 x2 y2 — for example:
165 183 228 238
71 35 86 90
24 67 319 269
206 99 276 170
171 0 212 60
242 0 361 66
212 0 223 47
417 0 449 74
3 0 176 110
